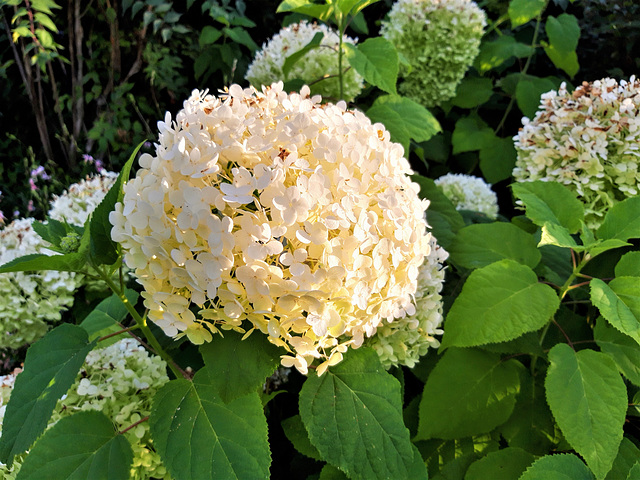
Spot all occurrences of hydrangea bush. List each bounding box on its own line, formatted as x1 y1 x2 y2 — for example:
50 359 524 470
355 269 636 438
110 83 444 375
434 173 499 219
513 77 640 229
245 21 364 101
381 0 486 107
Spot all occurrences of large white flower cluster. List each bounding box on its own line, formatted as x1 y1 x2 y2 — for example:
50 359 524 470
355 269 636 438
49 171 118 226
245 21 364 102
381 0 486 107
110 83 442 375
514 77 640 229
434 173 499 219
0 219 80 349
367 235 447 368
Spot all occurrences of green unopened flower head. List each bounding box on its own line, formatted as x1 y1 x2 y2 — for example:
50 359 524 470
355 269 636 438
434 173 499 219
513 77 640 229
381 0 486 107
59 232 81 253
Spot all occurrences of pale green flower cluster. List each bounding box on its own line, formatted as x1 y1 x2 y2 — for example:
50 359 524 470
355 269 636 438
367 234 448 368
434 173 499 219
49 171 118 227
514 77 640 229
381 0 486 107
111 83 442 376
0 339 170 479
245 21 364 101
0 218 80 349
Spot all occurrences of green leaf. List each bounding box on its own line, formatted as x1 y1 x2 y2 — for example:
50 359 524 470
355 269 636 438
0 251 87 273
519 454 594 480
199 26 222 47
411 174 465 250
597 197 640 242
595 318 640 386
545 344 627 479
299 347 417 479
451 116 496 154
223 27 258 52
478 136 517 183
199 330 280 403
276 0 332 20
585 239 631 259
282 31 323 77
15 411 132 480
79 290 139 342
150 367 271 480
628 462 640 480
543 14 580 78
416 348 520 440
366 95 440 154
89 142 143 266
448 222 541 269
344 37 398 95
539 222 578 249
616 252 640 277
591 277 640 346
0 324 95 464
512 181 584 233
450 77 493 109
281 415 322 460
441 259 559 349
465 447 535 480
474 36 535 73
515 76 557 118
319 464 349 480
605 437 640 480
508 0 546 28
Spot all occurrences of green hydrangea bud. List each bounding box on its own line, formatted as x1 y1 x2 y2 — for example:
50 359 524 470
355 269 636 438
59 232 81 253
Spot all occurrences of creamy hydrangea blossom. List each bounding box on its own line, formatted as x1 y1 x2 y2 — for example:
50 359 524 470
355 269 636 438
434 173 499 219
110 83 443 375
514 77 640 229
245 21 364 102
367 234 447 368
0 219 80 349
49 171 118 226
0 368 22 480
381 0 486 107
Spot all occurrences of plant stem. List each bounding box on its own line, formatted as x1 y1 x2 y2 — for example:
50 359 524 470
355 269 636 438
338 17 344 100
558 251 590 301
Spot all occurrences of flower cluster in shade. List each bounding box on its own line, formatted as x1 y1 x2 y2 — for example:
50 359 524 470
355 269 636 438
0 219 80 349
245 21 364 102
0 339 170 480
434 173 499 219
49 171 118 227
366 235 447 368
513 77 640 229
0 367 22 479
110 83 443 375
381 0 486 108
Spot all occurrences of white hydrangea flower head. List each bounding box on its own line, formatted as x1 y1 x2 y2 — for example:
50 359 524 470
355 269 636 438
514 77 640 229
0 219 80 349
245 21 364 102
381 0 486 107
110 83 443 375
434 173 499 219
367 235 447 368
0 367 23 480
49 171 118 226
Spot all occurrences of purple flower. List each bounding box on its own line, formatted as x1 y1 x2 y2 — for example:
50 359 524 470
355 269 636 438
29 178 38 191
27 200 34 213
30 166 50 181
0 211 5 225
144 141 153 148
82 154 95 164
12 210 19 218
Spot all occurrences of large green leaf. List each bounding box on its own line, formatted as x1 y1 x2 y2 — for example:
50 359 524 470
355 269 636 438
628 462 640 480
149 367 271 480
0 324 96 464
281 415 322 460
615 252 640 277
508 0 546 28
366 95 440 154
519 454 594 480
199 330 280 403
591 277 640 346
465 447 535 480
515 76 557 118
512 181 584 233
416 348 520 440
79 289 139 342
276 0 332 19
299 347 418 479
441 260 559 349
605 437 640 480
450 77 493 109
546 344 627 479
344 37 398 95
15 411 132 480
595 318 640 386
0 251 87 274
448 222 541 269
543 14 580 78
597 197 640 242
89 142 143 266
451 116 496 154
474 36 534 73
478 136 517 183
283 31 324 77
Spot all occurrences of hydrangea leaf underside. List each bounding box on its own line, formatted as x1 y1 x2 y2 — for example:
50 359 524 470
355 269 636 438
546 344 627 480
149 367 271 480
299 347 419 480
15 411 133 480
